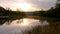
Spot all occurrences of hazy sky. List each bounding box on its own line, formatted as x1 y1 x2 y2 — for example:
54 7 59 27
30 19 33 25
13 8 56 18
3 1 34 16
0 0 57 11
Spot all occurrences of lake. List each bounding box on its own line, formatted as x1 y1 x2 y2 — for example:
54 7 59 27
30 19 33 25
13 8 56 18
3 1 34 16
0 17 50 34
0 15 60 34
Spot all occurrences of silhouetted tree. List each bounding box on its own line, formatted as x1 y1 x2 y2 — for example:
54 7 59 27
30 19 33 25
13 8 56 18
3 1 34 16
43 0 60 18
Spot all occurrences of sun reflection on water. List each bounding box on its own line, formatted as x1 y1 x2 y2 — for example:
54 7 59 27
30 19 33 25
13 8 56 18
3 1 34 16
3 18 49 27
0 18 50 34
20 18 29 26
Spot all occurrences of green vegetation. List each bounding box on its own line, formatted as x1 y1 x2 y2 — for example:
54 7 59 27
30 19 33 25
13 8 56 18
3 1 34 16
44 3 60 18
0 6 25 25
0 7 25 17
23 22 60 34
31 0 60 19
0 7 25 18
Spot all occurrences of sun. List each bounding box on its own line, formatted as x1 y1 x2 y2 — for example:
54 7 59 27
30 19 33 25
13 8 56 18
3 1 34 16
12 3 42 12
15 3 31 12
19 4 31 11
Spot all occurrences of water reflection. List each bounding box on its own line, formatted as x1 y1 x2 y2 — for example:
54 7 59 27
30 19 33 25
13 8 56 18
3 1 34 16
0 18 49 34
3 18 49 26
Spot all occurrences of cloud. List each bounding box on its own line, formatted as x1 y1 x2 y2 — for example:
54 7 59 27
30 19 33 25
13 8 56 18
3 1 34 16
0 0 57 10
26 0 57 10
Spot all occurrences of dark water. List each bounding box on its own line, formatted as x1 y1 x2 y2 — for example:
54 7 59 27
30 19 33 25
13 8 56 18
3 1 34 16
0 17 50 34
0 16 60 34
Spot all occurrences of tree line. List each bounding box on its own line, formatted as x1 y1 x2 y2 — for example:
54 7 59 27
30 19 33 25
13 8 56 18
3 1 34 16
0 6 25 20
37 0 60 18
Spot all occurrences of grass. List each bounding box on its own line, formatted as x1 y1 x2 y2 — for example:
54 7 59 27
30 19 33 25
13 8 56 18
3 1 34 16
23 21 60 34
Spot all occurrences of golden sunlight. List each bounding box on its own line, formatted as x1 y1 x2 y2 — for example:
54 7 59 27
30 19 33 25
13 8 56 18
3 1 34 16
12 3 41 12
14 3 32 12
19 4 31 11
21 18 29 26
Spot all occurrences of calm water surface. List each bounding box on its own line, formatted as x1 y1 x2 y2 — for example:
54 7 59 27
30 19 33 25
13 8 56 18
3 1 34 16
0 18 49 34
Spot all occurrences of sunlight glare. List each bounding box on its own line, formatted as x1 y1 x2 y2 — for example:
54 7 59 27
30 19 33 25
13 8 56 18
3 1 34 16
21 18 29 26
20 4 30 11
15 3 31 12
12 3 42 12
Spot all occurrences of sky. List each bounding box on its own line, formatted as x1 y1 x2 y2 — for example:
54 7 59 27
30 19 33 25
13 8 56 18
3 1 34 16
0 0 57 11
